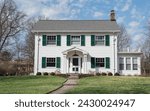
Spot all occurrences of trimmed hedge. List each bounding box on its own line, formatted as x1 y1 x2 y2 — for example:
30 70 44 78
36 72 42 76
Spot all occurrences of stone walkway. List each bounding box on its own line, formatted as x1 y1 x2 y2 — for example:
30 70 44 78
50 74 79 94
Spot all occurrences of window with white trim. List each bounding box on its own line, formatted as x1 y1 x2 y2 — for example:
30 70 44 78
126 58 131 70
95 36 105 46
133 58 138 70
47 36 56 45
96 58 105 67
47 58 55 67
119 57 124 70
71 36 80 45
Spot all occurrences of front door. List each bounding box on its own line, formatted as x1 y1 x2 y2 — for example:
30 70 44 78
72 58 79 73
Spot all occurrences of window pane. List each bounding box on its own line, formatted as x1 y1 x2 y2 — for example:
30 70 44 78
133 58 137 64
47 36 56 45
96 58 104 67
95 36 105 45
71 36 80 45
126 64 131 70
133 64 138 70
126 58 131 64
119 64 124 70
47 58 55 67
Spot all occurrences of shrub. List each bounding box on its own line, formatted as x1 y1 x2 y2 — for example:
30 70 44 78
108 72 113 76
50 72 55 76
102 72 107 76
43 72 48 76
79 74 94 78
36 72 41 76
114 73 120 76
96 72 101 76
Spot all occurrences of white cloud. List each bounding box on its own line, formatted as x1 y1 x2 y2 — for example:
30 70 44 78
129 21 140 27
117 16 125 23
14 0 82 19
121 0 132 12
94 12 103 18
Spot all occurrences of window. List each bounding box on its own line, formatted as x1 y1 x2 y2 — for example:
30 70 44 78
126 58 131 70
71 36 80 45
47 36 56 45
95 36 105 45
133 58 138 70
119 57 124 70
96 58 105 67
47 58 55 67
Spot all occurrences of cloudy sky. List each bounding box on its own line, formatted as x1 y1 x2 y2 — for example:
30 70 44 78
13 0 150 47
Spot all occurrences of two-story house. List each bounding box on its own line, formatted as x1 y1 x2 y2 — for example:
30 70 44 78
32 10 142 75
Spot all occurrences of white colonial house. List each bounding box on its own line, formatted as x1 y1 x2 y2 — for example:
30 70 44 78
32 10 142 75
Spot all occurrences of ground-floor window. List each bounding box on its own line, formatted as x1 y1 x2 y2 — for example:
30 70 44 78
126 58 131 70
47 58 55 67
119 57 124 70
96 58 105 67
133 58 138 70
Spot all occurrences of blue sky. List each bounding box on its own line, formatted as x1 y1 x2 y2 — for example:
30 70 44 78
14 0 150 47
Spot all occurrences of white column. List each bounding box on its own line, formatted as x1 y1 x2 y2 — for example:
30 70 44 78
84 54 88 74
63 54 67 74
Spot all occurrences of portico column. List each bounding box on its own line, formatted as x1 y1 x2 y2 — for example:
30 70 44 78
84 54 88 74
63 54 67 74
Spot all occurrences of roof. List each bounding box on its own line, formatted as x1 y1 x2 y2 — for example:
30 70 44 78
32 20 120 33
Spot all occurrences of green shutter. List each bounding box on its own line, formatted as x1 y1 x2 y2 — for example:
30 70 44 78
67 35 71 46
106 57 110 68
42 35 47 46
91 57 95 68
42 57 46 68
105 35 110 46
81 35 85 46
56 57 61 68
91 35 95 46
57 35 61 46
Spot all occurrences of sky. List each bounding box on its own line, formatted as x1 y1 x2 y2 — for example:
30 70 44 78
13 0 150 48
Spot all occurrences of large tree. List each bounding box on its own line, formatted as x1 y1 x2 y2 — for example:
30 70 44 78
117 24 131 51
141 20 150 75
0 0 26 52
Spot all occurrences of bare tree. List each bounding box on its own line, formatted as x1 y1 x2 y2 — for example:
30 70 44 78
117 24 131 51
141 20 150 75
0 0 26 52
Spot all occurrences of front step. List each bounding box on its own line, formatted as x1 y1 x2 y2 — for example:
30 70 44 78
69 75 79 79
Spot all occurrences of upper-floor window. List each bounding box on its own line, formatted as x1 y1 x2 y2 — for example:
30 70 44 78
126 58 131 70
47 36 56 45
119 57 124 70
133 58 138 70
71 36 80 45
47 58 55 67
96 58 105 67
95 36 105 46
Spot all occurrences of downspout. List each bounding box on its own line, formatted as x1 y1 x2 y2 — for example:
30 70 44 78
113 32 116 75
37 33 40 73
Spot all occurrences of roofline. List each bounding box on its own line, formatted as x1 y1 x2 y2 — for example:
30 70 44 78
32 30 120 33
118 52 143 55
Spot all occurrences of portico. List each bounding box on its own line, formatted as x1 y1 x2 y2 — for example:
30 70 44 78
62 47 88 74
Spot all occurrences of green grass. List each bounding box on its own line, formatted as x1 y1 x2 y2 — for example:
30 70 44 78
66 76 150 94
0 76 66 94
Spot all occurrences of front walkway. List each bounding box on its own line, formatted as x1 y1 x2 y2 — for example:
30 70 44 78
50 74 79 94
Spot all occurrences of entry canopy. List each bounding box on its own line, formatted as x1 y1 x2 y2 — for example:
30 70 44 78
62 47 88 55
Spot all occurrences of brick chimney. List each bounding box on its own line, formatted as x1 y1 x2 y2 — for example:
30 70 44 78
110 10 116 21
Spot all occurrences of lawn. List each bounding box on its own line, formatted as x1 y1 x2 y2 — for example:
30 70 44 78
66 76 150 94
0 76 66 94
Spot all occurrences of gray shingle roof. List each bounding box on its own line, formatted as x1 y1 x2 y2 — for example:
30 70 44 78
32 20 120 33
